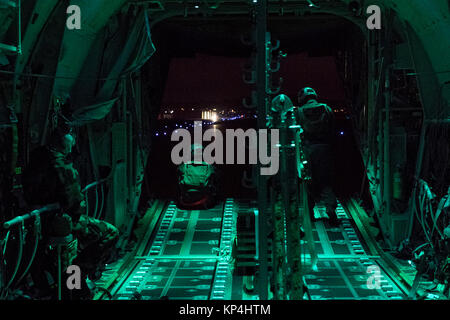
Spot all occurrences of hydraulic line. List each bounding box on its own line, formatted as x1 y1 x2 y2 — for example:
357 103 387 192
2 204 60 293
94 184 99 220
4 222 24 294
430 194 448 239
83 179 108 218
413 243 430 255
416 189 433 247
15 218 41 285
96 185 105 220
2 231 10 256
85 189 89 217
82 159 124 219
0 231 10 296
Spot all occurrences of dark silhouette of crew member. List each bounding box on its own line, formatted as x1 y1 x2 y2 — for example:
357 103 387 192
23 123 119 298
296 87 339 226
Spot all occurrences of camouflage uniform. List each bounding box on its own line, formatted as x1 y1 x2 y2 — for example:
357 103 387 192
23 146 119 278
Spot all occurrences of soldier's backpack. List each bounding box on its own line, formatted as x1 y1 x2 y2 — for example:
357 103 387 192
178 162 214 192
297 101 334 142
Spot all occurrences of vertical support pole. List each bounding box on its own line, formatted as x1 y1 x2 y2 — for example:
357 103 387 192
378 105 384 205
383 69 391 217
57 245 62 300
382 10 393 222
367 32 375 165
127 79 134 203
256 0 268 300
17 0 22 55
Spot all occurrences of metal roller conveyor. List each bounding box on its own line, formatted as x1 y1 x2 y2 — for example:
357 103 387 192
111 200 236 300
102 199 415 300
300 202 407 300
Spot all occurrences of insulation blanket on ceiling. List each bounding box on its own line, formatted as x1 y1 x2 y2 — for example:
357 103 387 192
69 97 118 126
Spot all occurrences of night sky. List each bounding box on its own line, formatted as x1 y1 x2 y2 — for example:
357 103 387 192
162 52 346 108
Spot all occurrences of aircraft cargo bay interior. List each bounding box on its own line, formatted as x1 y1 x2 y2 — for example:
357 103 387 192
0 0 449 301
